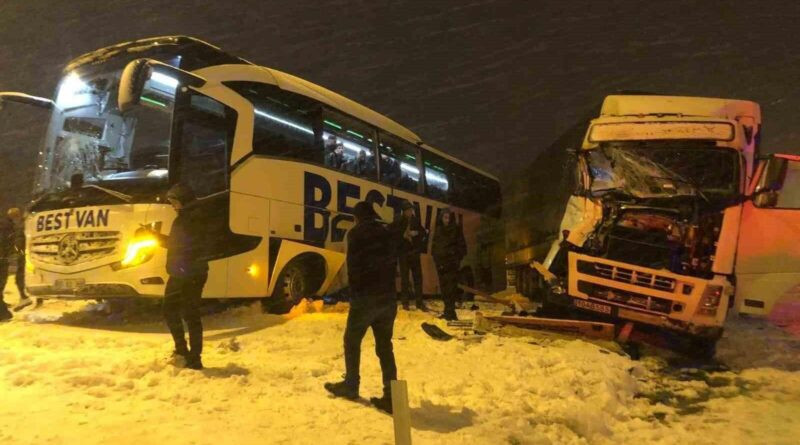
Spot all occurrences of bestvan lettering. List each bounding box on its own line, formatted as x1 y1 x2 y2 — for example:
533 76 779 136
36 209 110 232
302 172 454 251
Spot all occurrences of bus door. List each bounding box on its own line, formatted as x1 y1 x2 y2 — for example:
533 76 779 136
167 81 262 297
735 154 800 318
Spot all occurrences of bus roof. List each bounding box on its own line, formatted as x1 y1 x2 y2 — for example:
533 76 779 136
600 95 761 123
66 35 497 182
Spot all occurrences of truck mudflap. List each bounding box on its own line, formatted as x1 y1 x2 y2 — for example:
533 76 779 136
555 252 726 337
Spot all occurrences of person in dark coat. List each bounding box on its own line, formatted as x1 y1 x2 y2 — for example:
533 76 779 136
432 208 466 321
388 200 428 311
1 208 29 320
145 183 209 370
7 207 43 312
0 213 15 321
325 201 398 414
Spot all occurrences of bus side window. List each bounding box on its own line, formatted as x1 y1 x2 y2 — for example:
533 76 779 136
449 164 501 217
423 152 452 203
321 111 377 179
378 133 421 193
224 81 321 165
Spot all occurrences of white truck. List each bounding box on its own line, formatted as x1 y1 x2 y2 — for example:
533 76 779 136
507 95 800 356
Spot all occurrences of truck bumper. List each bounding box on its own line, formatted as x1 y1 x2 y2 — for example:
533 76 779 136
548 252 730 339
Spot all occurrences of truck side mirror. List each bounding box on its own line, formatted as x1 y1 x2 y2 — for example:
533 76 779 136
118 58 207 113
752 188 779 208
748 156 789 207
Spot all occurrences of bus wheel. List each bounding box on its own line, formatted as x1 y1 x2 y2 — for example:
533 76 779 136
262 259 324 314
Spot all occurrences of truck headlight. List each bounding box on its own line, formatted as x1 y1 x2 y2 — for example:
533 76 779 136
696 284 723 316
118 237 158 268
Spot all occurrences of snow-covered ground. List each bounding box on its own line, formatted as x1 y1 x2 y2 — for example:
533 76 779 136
2 285 799 445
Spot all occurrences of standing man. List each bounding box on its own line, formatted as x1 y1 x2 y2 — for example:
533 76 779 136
389 201 428 311
432 208 466 321
8 207 39 312
145 183 208 370
325 201 398 414
0 210 15 321
2 208 30 318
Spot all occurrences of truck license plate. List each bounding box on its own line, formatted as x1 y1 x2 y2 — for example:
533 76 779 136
54 279 85 291
574 299 612 315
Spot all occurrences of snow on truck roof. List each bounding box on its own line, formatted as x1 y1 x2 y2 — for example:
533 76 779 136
66 35 497 181
600 95 761 122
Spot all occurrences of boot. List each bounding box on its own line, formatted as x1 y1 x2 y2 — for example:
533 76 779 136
185 353 203 370
0 305 12 322
439 310 458 321
370 393 393 414
12 297 32 312
171 345 190 358
324 380 359 400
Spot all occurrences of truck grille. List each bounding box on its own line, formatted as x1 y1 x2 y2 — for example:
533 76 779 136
577 260 676 292
577 281 672 314
30 231 121 266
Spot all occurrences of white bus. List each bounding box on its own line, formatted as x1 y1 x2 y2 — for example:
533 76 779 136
0 36 501 312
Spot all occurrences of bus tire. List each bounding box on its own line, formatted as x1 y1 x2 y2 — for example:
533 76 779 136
262 257 325 314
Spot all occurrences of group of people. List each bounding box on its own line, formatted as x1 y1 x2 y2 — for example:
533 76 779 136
389 200 466 320
2 182 465 415
324 135 375 177
150 183 466 414
0 207 38 322
324 198 466 413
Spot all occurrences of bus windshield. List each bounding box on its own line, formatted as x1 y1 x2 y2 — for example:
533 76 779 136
34 68 177 201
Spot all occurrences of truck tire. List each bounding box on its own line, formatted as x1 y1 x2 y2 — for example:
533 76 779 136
687 336 718 361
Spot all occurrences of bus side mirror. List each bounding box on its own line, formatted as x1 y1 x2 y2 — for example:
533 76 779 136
0 92 55 111
118 58 207 113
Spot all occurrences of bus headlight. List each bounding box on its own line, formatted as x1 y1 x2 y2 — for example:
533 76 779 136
119 237 158 268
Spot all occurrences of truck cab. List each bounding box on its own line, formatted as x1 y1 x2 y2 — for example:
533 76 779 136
510 95 800 354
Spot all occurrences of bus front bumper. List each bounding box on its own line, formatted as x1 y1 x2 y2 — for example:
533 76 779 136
27 282 143 299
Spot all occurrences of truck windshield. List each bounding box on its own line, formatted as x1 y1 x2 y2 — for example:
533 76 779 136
34 68 177 200
587 142 740 201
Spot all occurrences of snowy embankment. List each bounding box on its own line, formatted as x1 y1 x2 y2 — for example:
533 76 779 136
1 288 799 445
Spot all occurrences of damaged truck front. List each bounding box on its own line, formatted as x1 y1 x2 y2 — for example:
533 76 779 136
509 95 800 356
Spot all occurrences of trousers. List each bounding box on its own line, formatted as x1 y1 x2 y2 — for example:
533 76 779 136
163 273 207 355
438 264 460 318
344 298 398 394
398 253 423 305
0 255 26 303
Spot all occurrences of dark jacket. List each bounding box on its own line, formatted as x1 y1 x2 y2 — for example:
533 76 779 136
0 217 12 259
347 219 396 301
388 214 427 256
157 206 209 277
432 221 467 270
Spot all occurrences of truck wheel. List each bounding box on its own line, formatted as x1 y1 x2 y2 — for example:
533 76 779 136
688 336 718 361
262 262 317 314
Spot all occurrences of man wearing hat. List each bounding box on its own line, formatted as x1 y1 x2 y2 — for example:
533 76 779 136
144 183 209 370
389 200 428 311
325 200 398 413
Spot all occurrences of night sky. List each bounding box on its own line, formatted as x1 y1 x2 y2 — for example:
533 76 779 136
2 0 800 209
